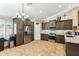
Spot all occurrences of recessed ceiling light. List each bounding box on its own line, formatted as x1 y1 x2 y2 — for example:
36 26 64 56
46 16 48 18
40 10 42 13
58 5 62 8
68 5 72 9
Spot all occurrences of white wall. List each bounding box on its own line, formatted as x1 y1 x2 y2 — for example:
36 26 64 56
34 21 42 40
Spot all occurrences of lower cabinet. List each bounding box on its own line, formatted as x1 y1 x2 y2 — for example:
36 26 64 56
24 35 32 44
55 35 65 44
41 34 48 41
66 42 79 56
0 38 4 51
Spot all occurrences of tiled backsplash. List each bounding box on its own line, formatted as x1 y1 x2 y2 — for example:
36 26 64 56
41 30 72 35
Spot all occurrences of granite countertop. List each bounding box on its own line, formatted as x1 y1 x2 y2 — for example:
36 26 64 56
65 35 79 44
41 30 72 35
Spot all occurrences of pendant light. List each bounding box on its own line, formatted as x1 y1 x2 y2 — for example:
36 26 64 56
16 3 29 21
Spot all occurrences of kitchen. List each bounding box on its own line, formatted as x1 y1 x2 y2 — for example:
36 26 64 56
40 7 79 56
0 3 79 56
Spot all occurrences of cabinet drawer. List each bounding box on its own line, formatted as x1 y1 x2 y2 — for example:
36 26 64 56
55 35 65 44
41 34 48 41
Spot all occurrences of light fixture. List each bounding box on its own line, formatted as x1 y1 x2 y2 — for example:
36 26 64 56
40 10 43 14
46 16 48 18
16 3 29 21
16 13 20 16
24 15 29 19
68 5 72 9
58 5 62 8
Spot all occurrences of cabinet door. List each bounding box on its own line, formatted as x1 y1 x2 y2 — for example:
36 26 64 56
42 22 49 30
49 20 56 27
55 35 65 44
66 43 79 56
42 23 45 30
64 20 72 30
24 35 31 44
56 20 72 30
56 21 60 30
78 12 79 26
41 34 48 41
31 22 34 40
16 20 24 46
56 21 64 30
59 21 64 29
45 23 49 29
52 21 56 27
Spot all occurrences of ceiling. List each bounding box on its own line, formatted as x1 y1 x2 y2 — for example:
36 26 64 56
0 3 78 20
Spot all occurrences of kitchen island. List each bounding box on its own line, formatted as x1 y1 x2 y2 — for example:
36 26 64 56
65 35 79 56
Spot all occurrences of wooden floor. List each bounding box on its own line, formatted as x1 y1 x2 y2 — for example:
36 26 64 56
0 40 66 56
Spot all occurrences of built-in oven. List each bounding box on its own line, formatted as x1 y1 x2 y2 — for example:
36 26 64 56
48 33 56 40
48 27 56 40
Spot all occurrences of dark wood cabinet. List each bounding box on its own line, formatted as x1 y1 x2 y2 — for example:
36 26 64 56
24 21 34 44
16 19 24 46
42 19 72 30
24 35 32 44
49 20 56 27
41 34 48 41
56 21 64 30
42 22 49 30
42 23 45 30
30 22 34 41
0 38 4 51
55 35 65 44
78 11 79 26
15 18 34 46
64 20 72 30
42 20 56 30
56 20 72 30
66 42 79 56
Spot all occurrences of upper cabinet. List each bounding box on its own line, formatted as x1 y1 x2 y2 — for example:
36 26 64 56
56 20 72 30
56 21 64 30
42 20 56 30
64 20 72 30
42 22 49 30
42 19 72 30
16 19 24 46
49 20 56 27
